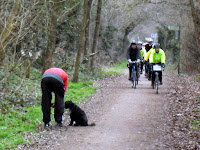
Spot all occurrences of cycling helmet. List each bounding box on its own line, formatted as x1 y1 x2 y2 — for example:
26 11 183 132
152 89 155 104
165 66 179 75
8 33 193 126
131 40 137 45
147 38 153 42
153 43 160 48
137 41 143 45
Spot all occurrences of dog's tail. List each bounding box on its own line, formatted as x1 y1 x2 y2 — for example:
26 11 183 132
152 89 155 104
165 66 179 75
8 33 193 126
88 123 95 126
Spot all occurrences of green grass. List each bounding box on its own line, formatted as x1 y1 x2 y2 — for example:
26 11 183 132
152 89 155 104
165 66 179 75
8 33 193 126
0 61 127 149
103 61 127 75
197 75 200 81
0 106 41 150
0 80 97 150
65 81 97 104
192 117 200 131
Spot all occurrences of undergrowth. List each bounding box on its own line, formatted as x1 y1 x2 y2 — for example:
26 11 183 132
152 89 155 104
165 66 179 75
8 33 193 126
0 61 126 149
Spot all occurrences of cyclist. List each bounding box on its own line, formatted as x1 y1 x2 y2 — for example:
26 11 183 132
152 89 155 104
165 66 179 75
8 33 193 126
144 38 153 78
126 40 141 80
144 46 154 80
149 43 166 85
145 38 153 52
137 41 146 74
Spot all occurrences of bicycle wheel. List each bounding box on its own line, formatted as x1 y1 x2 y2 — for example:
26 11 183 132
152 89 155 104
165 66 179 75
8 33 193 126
134 79 136 89
136 72 139 85
155 72 159 94
132 72 136 89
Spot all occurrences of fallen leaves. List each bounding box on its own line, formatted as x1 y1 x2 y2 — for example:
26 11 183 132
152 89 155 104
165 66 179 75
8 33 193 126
161 75 200 150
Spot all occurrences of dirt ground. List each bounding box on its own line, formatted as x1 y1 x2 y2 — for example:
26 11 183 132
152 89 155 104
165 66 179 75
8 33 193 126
20 70 170 150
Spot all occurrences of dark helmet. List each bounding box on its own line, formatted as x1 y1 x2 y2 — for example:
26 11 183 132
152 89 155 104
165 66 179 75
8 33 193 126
153 43 160 48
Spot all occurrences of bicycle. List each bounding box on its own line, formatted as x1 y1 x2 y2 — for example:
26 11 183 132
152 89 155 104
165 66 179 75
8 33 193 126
152 64 163 94
129 61 140 89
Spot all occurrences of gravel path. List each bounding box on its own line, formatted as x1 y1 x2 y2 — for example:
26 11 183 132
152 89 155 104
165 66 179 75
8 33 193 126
20 70 169 150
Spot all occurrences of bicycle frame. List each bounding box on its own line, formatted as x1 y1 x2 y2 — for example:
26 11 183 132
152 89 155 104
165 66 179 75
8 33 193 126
129 61 139 89
152 64 162 94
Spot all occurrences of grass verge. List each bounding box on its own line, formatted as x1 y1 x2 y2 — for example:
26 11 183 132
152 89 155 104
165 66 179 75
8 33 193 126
0 61 126 149
103 61 127 75
0 81 97 150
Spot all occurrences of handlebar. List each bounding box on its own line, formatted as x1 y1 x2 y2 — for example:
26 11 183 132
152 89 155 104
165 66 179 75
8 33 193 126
129 61 140 64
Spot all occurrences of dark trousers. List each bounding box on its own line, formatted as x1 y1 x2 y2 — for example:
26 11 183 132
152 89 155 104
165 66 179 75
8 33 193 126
41 77 65 124
129 64 139 79
145 61 149 75
140 62 144 72
152 71 162 84
148 63 152 80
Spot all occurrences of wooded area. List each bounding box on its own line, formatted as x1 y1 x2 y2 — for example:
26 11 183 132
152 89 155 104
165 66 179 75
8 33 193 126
0 1 200 149
0 0 199 107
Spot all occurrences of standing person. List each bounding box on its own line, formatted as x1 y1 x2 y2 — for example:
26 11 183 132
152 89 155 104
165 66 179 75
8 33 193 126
126 40 141 80
41 68 68 127
137 41 146 74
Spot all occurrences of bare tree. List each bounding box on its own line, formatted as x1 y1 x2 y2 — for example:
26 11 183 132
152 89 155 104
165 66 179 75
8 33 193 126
82 0 93 64
72 0 89 82
42 0 59 72
0 0 19 64
189 0 200 49
90 0 102 69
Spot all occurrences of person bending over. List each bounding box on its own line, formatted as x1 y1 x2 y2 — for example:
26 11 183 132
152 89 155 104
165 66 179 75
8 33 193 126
41 68 68 127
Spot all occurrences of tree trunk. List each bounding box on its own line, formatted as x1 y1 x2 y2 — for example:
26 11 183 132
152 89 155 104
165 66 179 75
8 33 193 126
90 0 102 69
42 0 58 72
0 0 19 64
72 0 88 82
82 0 93 64
122 31 129 52
189 0 200 49
24 59 31 78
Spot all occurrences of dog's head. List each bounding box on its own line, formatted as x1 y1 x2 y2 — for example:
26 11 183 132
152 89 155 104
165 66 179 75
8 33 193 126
65 101 74 109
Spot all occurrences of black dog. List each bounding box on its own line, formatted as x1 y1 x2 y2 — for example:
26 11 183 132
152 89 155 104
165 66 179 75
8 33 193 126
65 101 95 126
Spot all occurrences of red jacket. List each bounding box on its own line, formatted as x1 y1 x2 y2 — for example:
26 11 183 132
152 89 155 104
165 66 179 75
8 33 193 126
44 68 68 91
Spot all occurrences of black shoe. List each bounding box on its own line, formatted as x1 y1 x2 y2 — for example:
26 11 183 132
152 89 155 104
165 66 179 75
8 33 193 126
160 81 163 85
55 122 63 127
128 78 132 81
152 83 155 89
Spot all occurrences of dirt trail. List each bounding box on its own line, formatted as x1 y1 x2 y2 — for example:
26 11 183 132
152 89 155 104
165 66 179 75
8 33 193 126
52 71 168 150
21 70 169 150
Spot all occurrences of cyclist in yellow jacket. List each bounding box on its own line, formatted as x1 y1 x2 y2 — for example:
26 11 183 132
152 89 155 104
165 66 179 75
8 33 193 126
150 43 166 85
137 41 146 74
144 48 153 80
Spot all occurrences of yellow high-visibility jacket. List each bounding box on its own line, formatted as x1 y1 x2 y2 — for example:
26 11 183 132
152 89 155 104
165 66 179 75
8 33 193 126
149 49 166 64
140 48 146 59
144 48 153 61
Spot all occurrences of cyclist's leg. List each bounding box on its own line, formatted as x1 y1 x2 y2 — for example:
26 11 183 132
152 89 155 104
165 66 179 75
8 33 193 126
141 62 143 73
148 63 152 80
129 65 133 80
145 64 147 74
146 61 149 74
135 64 139 80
